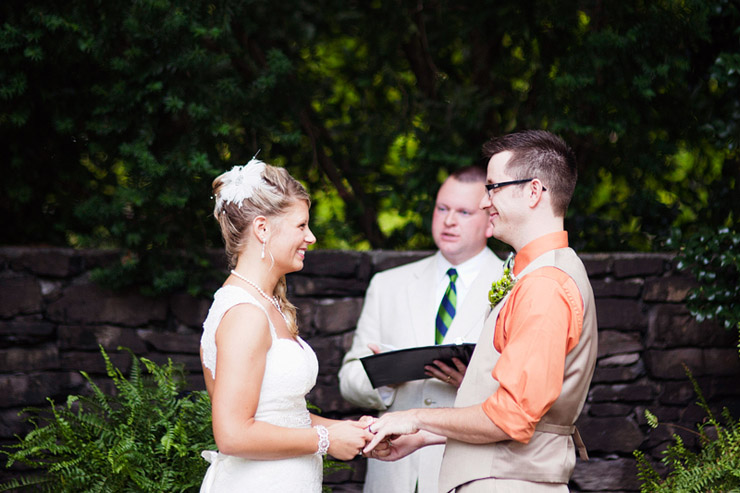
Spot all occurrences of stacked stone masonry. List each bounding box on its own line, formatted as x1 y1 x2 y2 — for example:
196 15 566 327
1 247 738 492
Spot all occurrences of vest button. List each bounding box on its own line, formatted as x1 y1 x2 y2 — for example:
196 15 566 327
424 398 433 406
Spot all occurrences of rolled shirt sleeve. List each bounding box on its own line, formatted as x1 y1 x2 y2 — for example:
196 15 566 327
482 267 583 443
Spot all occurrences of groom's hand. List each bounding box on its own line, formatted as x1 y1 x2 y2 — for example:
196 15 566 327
363 409 419 454
362 432 394 459
365 434 421 461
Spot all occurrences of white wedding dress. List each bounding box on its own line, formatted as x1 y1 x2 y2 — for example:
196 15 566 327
200 285 322 492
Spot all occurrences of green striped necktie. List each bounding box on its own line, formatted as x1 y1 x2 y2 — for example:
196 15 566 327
435 268 458 345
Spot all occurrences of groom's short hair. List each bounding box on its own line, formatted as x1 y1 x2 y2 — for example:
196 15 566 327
482 130 577 217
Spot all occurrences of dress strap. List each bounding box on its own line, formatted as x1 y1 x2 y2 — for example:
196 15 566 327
221 285 278 340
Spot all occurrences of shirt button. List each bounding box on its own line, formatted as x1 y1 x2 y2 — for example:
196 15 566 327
424 398 433 406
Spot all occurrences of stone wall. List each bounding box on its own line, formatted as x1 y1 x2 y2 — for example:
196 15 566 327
1 247 738 491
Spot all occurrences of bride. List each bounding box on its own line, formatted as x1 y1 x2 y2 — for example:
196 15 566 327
199 159 373 492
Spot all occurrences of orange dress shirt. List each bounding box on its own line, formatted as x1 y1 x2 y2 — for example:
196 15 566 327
482 231 584 443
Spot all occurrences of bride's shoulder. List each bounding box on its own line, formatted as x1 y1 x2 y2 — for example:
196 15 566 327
217 302 271 348
213 284 269 327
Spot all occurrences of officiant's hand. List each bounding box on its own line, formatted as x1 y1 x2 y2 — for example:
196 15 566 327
363 409 419 454
424 357 466 388
367 344 401 389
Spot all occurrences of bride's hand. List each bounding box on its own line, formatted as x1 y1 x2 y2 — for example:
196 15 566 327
326 421 374 461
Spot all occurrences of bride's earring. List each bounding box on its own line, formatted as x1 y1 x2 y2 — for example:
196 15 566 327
261 238 266 260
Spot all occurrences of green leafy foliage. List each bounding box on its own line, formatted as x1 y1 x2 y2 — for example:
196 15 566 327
2 1 738 292
0 347 214 492
634 367 740 492
669 226 740 354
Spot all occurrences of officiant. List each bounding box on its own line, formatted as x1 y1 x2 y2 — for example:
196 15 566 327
338 166 504 493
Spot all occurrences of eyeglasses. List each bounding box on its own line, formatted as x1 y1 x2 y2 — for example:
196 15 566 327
485 178 546 197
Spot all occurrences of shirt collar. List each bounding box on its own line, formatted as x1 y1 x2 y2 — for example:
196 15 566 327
435 248 488 287
513 231 568 277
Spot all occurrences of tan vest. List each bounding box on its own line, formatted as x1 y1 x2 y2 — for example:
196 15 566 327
439 247 598 492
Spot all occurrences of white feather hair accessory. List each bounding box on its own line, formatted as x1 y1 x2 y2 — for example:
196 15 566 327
215 158 271 209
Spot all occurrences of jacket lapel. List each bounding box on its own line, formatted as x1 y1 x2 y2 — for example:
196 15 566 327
407 257 438 347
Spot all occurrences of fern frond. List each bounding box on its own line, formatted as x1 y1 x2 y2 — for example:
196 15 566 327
635 374 740 492
79 371 114 416
1 347 216 492
0 473 55 492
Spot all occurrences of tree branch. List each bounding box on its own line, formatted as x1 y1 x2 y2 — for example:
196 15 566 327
402 0 439 99
298 108 386 247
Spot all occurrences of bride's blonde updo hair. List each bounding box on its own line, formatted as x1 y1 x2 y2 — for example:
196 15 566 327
212 159 310 336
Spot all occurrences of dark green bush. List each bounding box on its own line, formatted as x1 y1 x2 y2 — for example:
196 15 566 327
671 227 740 330
669 226 740 355
4 1 739 295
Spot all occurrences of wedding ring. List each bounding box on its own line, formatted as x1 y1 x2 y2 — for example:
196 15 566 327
368 424 374 434
446 375 451 383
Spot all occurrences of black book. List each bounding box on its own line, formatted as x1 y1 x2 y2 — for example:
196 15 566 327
360 343 476 388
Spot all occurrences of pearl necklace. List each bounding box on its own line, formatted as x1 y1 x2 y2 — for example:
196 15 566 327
230 270 288 322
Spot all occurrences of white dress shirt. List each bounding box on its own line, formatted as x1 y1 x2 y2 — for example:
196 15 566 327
434 247 490 319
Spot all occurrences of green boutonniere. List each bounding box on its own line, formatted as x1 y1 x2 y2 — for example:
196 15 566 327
488 253 516 308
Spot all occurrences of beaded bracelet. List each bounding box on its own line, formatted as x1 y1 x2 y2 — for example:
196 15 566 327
314 425 330 456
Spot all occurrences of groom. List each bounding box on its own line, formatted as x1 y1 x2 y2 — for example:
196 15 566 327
364 130 598 492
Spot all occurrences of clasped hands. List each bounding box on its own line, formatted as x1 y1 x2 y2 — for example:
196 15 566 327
332 409 429 461
358 410 423 461
343 346 466 460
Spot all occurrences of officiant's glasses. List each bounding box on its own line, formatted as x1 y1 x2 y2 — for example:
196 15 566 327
485 178 546 198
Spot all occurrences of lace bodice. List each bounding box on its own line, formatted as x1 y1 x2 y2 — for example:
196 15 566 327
200 285 318 426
